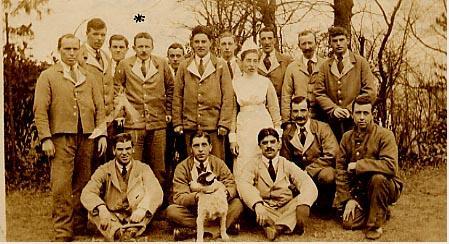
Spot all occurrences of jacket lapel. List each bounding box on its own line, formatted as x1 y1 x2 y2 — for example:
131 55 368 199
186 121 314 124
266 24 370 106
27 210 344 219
146 58 159 80
273 160 287 185
340 52 355 77
257 159 275 186
108 162 122 193
298 57 309 75
186 58 201 79
127 161 139 194
85 52 104 72
130 57 147 81
200 55 217 81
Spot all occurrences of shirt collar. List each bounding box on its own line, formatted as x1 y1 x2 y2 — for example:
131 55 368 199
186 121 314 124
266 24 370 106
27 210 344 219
115 159 133 175
296 119 311 134
60 61 78 72
195 52 211 66
334 49 349 61
85 43 100 55
262 154 279 170
302 53 317 66
194 157 210 170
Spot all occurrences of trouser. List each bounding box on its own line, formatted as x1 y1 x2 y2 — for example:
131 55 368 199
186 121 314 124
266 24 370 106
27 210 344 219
165 123 187 205
165 198 243 228
126 128 166 188
88 211 152 241
341 173 401 230
328 117 353 142
312 167 336 212
258 196 306 232
184 130 225 160
51 133 93 239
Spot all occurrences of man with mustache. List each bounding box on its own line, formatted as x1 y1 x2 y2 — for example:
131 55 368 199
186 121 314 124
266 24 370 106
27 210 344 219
81 133 163 241
333 96 403 240
237 128 317 240
280 96 339 216
281 30 325 124
314 26 377 141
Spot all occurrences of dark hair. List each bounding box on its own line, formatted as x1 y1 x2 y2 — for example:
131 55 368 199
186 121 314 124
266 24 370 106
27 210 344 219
291 96 310 109
328 26 348 38
259 26 276 37
190 130 211 145
133 32 153 46
86 18 106 33
240 49 259 60
219 31 236 42
352 95 373 112
191 25 212 41
113 132 134 148
298 30 316 43
57 34 80 49
109 34 129 48
257 128 280 145
167 42 185 56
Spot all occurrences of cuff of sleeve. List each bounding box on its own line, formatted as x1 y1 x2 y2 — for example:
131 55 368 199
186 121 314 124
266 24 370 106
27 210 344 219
92 204 106 216
228 133 237 143
252 201 263 211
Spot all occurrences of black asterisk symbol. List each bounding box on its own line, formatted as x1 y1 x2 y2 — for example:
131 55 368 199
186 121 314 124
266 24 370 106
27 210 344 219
133 13 145 23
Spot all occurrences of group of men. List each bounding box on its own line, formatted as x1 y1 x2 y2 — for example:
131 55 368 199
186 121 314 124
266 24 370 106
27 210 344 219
33 17 403 241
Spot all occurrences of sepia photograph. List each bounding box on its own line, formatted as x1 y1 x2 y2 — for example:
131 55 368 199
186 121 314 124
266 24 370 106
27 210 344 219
1 0 447 242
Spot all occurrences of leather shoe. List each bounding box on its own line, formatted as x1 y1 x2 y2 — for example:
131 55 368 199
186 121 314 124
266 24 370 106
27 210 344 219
365 227 383 240
264 225 278 241
227 222 240 235
173 227 196 241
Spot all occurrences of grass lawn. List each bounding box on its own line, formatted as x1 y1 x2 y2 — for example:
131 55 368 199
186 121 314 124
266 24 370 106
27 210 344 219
6 166 447 242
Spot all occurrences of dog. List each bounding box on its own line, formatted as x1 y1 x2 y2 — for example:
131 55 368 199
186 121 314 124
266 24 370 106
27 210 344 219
190 171 230 242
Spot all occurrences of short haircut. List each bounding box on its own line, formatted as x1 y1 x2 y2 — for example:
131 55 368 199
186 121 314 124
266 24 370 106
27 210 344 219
57 34 80 49
259 26 276 37
190 130 211 145
219 31 236 42
240 49 258 60
86 18 106 33
298 30 316 43
191 25 212 41
109 34 129 48
352 95 373 112
291 95 310 109
328 26 348 38
113 132 134 148
167 42 185 56
257 128 280 145
133 32 153 46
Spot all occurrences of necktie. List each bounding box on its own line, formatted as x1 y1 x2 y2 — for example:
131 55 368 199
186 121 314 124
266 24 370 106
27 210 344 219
307 59 313 75
300 127 307 145
95 50 103 68
141 61 147 78
121 164 127 177
198 58 205 76
263 53 271 71
227 60 234 79
268 159 276 182
197 161 206 173
69 66 77 83
337 55 344 74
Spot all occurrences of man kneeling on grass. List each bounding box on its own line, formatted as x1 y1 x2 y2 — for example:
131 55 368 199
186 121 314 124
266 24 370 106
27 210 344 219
81 133 163 241
237 128 318 240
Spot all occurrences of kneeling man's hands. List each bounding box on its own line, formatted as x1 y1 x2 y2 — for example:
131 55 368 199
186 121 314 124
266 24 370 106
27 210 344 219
343 199 362 222
98 205 112 231
255 202 270 226
130 208 147 223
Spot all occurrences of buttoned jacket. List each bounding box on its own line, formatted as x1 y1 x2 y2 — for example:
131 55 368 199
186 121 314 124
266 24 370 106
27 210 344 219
258 51 292 101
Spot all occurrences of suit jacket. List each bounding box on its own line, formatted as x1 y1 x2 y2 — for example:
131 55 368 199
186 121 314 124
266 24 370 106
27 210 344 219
258 51 292 101
114 55 174 130
281 55 324 123
33 63 105 140
81 159 163 215
171 155 237 208
172 54 233 131
333 122 404 208
281 119 339 178
314 51 377 117
237 156 317 210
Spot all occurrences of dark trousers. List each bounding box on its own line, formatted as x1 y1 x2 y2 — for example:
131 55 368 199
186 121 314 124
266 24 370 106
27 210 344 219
312 167 336 213
165 123 187 205
328 117 353 142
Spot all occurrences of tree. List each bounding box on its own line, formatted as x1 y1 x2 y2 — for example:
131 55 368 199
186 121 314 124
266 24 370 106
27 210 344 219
333 0 353 37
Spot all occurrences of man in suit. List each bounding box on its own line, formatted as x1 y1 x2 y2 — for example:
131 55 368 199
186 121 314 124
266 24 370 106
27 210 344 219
81 132 163 241
282 30 325 124
172 25 233 160
314 26 377 141
333 96 403 240
237 128 317 240
280 96 339 215
258 26 292 103
33 34 107 241
166 131 243 241
167 42 185 77
219 31 242 79
114 32 174 192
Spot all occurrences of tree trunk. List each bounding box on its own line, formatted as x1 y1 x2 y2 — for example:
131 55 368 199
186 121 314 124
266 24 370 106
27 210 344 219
333 0 353 43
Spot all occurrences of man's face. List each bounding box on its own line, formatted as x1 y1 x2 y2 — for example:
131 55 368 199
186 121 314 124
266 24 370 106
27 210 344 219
191 136 212 163
109 39 128 62
133 37 153 61
330 34 348 55
219 36 236 60
291 100 310 127
260 31 275 54
353 103 373 129
87 27 107 50
113 140 134 165
167 48 184 70
259 135 281 159
298 33 316 59
59 37 80 66
191 33 211 58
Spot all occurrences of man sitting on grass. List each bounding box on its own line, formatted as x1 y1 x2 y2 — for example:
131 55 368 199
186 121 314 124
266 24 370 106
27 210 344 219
80 133 163 241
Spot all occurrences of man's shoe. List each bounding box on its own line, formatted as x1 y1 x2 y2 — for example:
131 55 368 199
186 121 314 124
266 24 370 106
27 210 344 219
264 225 278 241
365 227 383 240
227 222 240 235
173 227 196 241
120 227 138 241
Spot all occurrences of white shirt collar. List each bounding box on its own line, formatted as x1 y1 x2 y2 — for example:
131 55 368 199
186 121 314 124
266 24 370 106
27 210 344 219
334 49 349 61
302 53 317 66
115 160 133 175
194 157 210 170
61 61 78 72
195 52 211 66
262 154 279 171
296 119 311 134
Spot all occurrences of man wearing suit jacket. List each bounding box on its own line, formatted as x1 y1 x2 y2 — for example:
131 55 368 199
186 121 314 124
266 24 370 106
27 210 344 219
237 128 317 240
114 32 174 191
33 34 107 241
282 30 325 124
258 26 292 103
172 25 234 160
280 96 339 215
314 26 377 141
219 31 243 79
167 42 185 77
81 133 163 241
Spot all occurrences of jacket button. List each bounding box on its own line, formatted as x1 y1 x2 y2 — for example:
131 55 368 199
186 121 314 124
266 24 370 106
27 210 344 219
356 151 360 156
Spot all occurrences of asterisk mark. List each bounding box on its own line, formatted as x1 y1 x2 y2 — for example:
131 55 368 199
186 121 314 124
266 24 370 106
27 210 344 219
134 13 145 23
